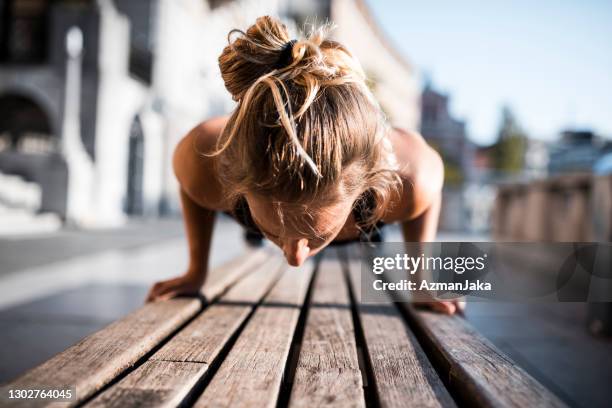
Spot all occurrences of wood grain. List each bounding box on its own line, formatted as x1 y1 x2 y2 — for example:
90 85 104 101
5 299 200 408
345 255 456 408
82 360 206 408
401 306 568 408
203 248 270 301
4 249 269 408
289 253 365 408
193 260 314 408
85 255 285 407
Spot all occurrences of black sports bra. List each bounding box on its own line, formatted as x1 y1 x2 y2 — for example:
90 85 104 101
227 192 385 245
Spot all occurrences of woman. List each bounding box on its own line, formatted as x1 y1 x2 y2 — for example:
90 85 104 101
147 16 461 314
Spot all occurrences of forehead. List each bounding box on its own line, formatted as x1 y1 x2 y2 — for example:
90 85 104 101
246 194 351 237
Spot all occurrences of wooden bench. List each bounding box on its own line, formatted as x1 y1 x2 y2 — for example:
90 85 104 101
3 246 567 407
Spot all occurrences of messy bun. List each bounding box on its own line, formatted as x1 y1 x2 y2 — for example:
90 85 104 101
219 16 366 101
213 16 400 228
219 16 292 100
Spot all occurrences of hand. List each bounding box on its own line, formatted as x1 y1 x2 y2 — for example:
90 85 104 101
146 272 204 303
413 298 466 315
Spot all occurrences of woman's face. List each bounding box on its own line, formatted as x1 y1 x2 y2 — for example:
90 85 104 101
245 193 354 266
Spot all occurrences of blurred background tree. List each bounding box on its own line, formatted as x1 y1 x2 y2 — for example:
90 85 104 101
493 106 527 173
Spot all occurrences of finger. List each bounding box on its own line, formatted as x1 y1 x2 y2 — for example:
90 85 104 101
146 289 165 303
157 287 187 301
156 293 175 302
146 281 173 303
145 287 162 303
433 301 456 315
414 301 441 313
424 301 442 313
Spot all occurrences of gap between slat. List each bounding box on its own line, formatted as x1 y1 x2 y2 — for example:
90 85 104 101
339 246 381 408
275 256 321 408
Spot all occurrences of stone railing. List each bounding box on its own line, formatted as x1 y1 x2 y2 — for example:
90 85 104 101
492 174 612 242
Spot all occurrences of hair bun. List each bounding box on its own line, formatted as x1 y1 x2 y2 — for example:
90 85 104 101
218 16 291 100
219 16 365 101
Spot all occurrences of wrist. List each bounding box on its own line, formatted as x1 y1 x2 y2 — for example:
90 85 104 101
185 264 205 282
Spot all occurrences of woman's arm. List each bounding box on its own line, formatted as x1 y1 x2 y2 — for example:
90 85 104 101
146 189 216 302
181 188 216 283
146 119 228 302
401 191 441 242
402 196 464 315
389 129 464 314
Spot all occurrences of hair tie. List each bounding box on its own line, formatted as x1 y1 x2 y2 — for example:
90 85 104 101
274 40 296 69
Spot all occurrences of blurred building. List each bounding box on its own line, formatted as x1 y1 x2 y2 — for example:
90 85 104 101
419 81 480 231
523 138 549 178
323 0 419 131
0 0 163 228
0 0 418 228
595 148 612 175
548 130 608 174
420 82 474 183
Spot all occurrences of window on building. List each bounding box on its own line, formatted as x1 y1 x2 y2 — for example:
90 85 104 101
116 0 157 84
0 0 50 64
208 0 233 10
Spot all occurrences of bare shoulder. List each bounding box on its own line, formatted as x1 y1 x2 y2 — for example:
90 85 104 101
384 128 444 221
173 116 231 210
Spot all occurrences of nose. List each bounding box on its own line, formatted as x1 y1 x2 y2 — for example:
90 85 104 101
283 238 310 267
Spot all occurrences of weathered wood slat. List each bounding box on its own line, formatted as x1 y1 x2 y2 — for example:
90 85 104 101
289 253 365 408
203 248 270 300
345 256 456 408
349 243 565 407
86 255 285 407
4 249 269 408
151 255 285 364
83 360 206 408
193 260 314 407
401 306 568 408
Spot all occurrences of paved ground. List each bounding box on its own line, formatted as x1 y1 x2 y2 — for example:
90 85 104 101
0 216 247 382
467 302 612 407
0 218 185 277
0 221 610 407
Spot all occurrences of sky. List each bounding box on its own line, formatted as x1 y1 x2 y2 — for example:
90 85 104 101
366 0 612 145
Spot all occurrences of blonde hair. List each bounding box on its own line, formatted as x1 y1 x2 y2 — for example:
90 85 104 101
212 16 400 227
